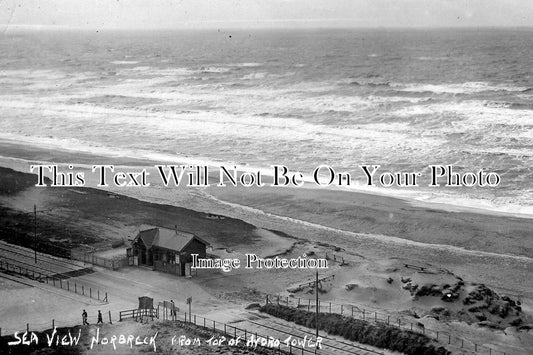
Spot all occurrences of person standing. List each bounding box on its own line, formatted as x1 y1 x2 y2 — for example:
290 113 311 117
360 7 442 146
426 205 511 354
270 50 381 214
97 310 103 324
170 300 176 318
82 310 89 325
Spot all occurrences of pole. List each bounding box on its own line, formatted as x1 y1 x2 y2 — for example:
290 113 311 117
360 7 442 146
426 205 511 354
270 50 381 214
34 204 37 264
315 270 319 343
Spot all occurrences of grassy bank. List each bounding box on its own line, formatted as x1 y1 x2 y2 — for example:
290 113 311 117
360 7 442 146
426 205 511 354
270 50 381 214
0 167 265 253
259 304 450 355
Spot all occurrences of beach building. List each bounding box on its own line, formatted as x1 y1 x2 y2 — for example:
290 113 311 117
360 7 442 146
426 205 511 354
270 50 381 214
128 226 208 276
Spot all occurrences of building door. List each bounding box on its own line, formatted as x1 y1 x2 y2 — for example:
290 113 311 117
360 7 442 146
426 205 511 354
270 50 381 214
147 250 153 266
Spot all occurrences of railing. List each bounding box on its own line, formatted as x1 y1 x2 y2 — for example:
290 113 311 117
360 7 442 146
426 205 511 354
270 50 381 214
171 311 317 355
118 308 158 322
0 259 108 303
0 309 114 338
266 294 513 355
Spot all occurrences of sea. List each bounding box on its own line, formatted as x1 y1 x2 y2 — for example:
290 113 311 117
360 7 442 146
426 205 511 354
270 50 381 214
1 28 532 215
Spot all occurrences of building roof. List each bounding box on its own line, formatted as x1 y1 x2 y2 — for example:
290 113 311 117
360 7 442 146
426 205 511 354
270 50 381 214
134 226 209 252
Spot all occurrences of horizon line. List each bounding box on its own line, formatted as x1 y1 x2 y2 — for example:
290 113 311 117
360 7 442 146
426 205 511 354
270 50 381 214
2 24 533 32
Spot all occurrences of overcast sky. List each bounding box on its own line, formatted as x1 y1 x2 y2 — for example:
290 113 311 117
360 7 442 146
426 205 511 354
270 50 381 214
1 0 532 30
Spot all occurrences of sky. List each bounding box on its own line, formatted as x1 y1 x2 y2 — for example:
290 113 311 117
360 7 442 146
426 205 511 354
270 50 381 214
1 0 532 30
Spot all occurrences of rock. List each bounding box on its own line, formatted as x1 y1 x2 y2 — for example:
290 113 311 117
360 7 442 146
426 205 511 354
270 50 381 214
517 323 533 331
245 303 261 310
478 321 504 330
345 284 358 291
475 313 487 321
441 291 459 302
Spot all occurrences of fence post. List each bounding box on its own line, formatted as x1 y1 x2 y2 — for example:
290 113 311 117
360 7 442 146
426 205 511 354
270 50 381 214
52 319 54 329
329 302 331 313
351 305 353 317
109 311 112 324
363 309 365 320
27 323 29 332
60 279 62 289
90 288 92 299
436 331 439 340
387 315 390 325
266 295 269 304
287 297 289 306
67 281 69 291
341 304 343 314
75 283 77 293
82 285 84 295
298 298 300 307
308 299 311 312
398 319 401 327
53 278 56 287
448 334 451 344
375 312 377 322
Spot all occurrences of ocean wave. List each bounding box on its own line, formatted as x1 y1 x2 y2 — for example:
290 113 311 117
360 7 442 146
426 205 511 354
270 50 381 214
348 80 390 88
484 101 533 110
416 56 450 61
110 60 140 65
120 66 195 76
241 72 268 80
228 62 262 67
199 66 231 73
392 100 533 127
394 82 529 94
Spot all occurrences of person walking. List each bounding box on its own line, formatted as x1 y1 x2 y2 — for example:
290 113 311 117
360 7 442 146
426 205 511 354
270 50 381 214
82 310 89 325
97 310 103 324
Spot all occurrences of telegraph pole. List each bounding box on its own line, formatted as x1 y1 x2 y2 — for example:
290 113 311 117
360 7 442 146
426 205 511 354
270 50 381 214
315 270 319 343
34 204 37 264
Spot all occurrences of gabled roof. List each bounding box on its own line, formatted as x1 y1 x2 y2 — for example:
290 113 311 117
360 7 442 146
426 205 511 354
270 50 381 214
134 226 209 252
136 228 158 248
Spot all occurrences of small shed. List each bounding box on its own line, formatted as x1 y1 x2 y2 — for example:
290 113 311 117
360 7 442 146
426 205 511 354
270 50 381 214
128 226 209 276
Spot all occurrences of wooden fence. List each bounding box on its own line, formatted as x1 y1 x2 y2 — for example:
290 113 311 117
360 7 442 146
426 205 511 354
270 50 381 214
71 249 127 270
